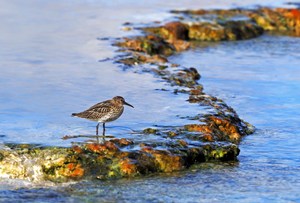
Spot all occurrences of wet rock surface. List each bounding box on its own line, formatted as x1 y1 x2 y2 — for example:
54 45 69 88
3 6 298 182
172 7 300 37
0 139 240 182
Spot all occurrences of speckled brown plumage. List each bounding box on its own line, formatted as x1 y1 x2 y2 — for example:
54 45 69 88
72 96 134 136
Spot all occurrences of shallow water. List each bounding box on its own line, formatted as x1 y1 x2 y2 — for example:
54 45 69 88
0 0 206 146
1 0 300 202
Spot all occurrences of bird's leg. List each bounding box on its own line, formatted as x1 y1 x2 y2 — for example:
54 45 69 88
96 123 100 143
103 123 106 136
102 123 106 142
96 123 100 136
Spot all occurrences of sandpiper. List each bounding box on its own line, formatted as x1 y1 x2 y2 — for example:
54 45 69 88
72 96 134 136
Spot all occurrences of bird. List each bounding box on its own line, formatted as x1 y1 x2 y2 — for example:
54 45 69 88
72 96 134 136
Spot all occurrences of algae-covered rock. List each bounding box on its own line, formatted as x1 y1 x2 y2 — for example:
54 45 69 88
0 145 72 182
116 7 300 67
174 7 300 36
117 52 168 66
187 20 263 41
0 139 240 182
144 21 189 41
143 22 191 51
115 35 174 56
188 22 225 41
143 128 158 134
249 8 300 35
163 67 201 87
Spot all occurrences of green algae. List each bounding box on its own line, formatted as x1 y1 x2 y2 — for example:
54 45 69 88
143 128 158 134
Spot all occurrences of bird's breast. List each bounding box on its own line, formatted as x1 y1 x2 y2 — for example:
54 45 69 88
97 106 124 123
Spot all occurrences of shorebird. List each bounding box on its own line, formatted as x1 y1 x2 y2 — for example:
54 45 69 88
72 96 134 136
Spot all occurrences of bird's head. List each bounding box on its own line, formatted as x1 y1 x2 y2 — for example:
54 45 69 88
113 96 134 108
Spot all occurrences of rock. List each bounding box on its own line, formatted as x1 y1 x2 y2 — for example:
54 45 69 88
117 53 168 66
165 67 201 87
0 141 240 182
144 21 189 41
249 8 300 35
143 128 158 134
188 21 263 41
115 35 174 56
174 7 300 36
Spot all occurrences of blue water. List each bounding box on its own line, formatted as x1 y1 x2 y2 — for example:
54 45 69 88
0 0 204 146
1 0 300 202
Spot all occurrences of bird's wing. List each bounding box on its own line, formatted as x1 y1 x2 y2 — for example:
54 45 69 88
74 100 112 120
87 100 112 113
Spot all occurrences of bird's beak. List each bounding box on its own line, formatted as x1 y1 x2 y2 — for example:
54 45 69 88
124 101 134 108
